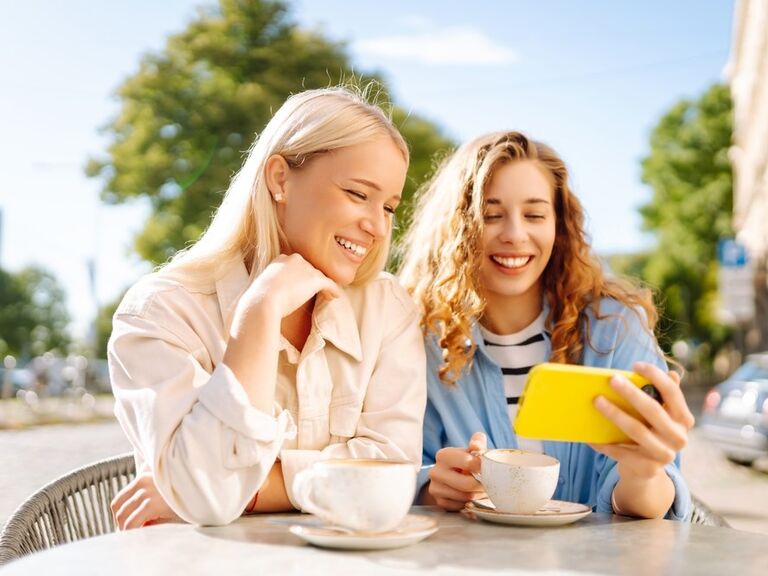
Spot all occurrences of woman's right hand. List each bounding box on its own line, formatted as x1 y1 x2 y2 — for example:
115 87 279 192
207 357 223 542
427 432 487 511
225 253 343 411
238 253 342 320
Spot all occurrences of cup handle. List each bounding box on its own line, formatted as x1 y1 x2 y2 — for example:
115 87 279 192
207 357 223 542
292 468 326 518
469 448 484 485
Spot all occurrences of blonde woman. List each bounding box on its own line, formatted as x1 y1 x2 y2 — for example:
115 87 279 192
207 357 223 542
108 87 426 528
399 131 694 519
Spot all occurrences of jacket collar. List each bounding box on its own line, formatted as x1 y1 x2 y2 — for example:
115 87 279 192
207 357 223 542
313 291 363 362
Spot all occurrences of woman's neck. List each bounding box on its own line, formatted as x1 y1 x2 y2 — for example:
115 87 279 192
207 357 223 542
281 299 315 351
480 288 543 335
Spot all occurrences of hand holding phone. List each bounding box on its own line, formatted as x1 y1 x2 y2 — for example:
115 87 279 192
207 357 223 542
514 363 662 444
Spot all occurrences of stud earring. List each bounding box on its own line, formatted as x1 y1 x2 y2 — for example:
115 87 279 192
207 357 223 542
272 192 284 202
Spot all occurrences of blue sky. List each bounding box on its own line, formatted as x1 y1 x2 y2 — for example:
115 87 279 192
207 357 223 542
0 0 734 338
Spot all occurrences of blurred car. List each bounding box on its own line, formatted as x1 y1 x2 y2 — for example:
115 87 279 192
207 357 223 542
0 367 36 398
700 352 768 464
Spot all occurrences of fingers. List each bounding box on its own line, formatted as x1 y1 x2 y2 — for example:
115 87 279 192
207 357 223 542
607 375 688 453
113 488 146 531
431 445 485 511
111 473 175 531
594 395 677 464
468 432 487 455
110 481 134 520
122 498 153 531
111 475 146 530
667 370 682 386
633 362 695 429
428 478 484 510
435 446 478 473
430 463 482 493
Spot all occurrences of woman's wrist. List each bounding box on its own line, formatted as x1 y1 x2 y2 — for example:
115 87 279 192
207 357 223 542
613 468 674 518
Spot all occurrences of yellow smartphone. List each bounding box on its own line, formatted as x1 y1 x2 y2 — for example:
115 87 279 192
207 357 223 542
514 363 661 444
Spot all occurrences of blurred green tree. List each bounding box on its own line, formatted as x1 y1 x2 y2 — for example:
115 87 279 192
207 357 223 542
614 84 733 354
86 0 453 266
0 267 71 359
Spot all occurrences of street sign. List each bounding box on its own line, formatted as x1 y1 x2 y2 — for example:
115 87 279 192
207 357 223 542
716 238 754 325
718 238 749 267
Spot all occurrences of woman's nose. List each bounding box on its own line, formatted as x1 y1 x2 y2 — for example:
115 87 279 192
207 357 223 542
498 217 526 243
360 207 389 239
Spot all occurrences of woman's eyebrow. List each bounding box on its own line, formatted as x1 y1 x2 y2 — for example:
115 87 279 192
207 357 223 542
349 177 381 191
484 197 551 205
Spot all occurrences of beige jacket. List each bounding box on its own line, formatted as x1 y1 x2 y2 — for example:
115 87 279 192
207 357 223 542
108 259 426 525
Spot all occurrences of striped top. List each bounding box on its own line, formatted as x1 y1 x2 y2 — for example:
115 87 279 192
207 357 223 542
479 310 547 453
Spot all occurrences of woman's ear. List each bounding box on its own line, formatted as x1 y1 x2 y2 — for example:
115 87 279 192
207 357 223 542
264 154 290 203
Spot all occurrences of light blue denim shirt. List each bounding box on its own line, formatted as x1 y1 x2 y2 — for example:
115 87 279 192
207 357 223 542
419 298 691 520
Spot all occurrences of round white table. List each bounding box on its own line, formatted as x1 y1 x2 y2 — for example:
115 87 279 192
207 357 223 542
1 507 765 576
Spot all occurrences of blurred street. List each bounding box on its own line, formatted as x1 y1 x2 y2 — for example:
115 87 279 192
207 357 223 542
682 428 768 534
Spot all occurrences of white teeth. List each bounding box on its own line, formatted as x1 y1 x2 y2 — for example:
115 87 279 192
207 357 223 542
492 255 530 269
335 236 367 257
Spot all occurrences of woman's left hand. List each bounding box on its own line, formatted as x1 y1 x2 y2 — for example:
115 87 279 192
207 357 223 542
590 361 695 480
111 472 180 530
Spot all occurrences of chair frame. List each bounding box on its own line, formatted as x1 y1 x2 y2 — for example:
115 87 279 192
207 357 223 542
690 494 730 527
0 452 135 565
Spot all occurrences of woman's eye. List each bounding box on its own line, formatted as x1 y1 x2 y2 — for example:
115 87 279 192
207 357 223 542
483 213 502 221
526 213 546 220
345 189 367 200
384 205 396 215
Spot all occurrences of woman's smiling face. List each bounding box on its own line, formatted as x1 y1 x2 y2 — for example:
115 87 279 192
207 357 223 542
275 136 407 286
479 159 557 316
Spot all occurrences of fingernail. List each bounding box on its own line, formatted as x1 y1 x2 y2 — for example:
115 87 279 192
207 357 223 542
610 375 627 389
594 396 607 408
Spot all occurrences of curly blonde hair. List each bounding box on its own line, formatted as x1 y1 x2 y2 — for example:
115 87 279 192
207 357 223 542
397 131 658 385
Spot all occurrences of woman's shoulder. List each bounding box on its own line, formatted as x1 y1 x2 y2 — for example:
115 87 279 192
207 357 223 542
586 297 649 327
345 271 418 316
116 268 216 319
583 296 664 367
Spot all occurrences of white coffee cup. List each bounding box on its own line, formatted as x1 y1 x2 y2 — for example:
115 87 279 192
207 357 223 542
473 449 560 514
292 459 417 533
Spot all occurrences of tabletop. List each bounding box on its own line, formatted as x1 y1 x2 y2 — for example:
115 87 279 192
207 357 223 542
1 507 765 576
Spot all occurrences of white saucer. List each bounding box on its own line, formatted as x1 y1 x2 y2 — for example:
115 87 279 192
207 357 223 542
289 514 438 550
464 498 591 527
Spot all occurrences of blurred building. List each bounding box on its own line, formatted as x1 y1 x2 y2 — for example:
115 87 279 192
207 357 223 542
728 0 768 348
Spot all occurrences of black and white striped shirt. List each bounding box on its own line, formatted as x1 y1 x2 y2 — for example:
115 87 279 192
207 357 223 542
480 310 548 453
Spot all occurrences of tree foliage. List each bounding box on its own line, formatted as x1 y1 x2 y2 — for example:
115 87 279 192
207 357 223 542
87 0 453 266
627 84 733 352
0 266 71 359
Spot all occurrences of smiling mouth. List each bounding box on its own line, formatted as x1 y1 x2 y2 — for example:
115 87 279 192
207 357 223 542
335 236 368 258
491 255 532 269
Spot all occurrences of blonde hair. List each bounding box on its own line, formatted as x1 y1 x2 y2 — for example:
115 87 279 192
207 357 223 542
163 85 409 284
398 131 657 384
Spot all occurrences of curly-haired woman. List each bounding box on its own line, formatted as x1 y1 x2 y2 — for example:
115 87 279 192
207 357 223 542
398 131 694 519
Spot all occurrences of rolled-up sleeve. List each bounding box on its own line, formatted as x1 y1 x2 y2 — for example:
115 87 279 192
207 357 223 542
109 307 296 526
280 282 427 509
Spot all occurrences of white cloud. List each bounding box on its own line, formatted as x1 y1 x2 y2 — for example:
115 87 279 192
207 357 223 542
355 26 518 66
